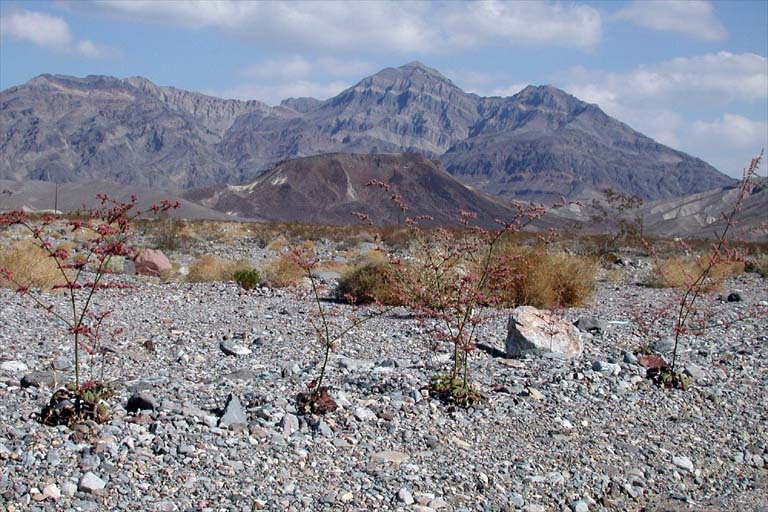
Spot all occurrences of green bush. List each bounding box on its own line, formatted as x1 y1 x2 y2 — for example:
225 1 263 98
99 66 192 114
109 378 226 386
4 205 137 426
233 268 261 290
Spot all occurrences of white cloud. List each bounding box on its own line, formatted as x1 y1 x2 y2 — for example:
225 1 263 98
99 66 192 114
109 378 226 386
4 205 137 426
0 10 108 57
80 0 603 52
615 0 727 41
441 1 602 49
692 114 768 148
216 80 350 105
565 52 767 107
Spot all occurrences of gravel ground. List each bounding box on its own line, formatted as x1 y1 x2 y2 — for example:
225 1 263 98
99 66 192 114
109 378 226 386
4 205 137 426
0 243 767 512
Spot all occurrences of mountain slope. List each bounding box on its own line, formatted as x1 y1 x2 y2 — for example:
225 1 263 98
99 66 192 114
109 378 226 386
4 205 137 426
441 86 728 202
1 63 734 201
183 152 516 227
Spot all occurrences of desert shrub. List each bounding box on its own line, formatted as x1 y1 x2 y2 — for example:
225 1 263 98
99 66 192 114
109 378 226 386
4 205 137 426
491 245 596 308
261 253 305 288
646 256 744 291
233 268 261 290
745 255 768 278
186 255 250 283
267 236 290 252
151 215 191 251
334 260 405 305
0 240 67 291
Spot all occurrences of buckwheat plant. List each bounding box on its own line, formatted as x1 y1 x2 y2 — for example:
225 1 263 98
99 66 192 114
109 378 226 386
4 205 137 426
288 244 393 414
640 151 764 388
362 181 568 406
0 195 178 424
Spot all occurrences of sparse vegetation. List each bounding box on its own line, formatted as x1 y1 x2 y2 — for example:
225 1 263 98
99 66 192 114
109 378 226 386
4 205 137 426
645 255 744 291
186 255 251 283
335 260 405 305
233 268 261 290
0 239 67 291
261 252 306 288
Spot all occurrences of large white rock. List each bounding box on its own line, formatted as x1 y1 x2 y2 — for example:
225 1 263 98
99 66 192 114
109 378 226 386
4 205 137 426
505 306 583 359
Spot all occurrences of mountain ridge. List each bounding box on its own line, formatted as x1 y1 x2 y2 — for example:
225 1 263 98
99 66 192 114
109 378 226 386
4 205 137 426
0 63 734 201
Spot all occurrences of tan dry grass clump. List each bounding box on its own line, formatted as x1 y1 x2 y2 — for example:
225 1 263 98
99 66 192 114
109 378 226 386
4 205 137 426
261 253 305 288
493 245 597 308
646 256 745 291
0 240 67 291
186 255 252 283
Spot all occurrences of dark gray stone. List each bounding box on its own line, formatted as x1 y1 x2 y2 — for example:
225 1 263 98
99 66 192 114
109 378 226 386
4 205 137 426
20 371 61 388
218 394 247 428
575 316 609 335
126 392 159 413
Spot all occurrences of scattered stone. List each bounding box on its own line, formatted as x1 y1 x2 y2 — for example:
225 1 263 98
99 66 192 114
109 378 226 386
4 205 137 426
281 413 299 437
638 355 667 369
61 482 77 497
506 306 583 358
673 456 695 472
1 360 28 372
652 337 675 354
684 364 706 381
219 341 251 356
575 316 608 335
571 500 589 512
398 488 414 505
622 350 638 364
218 394 247 428
134 249 172 277
42 483 61 500
20 371 60 388
371 450 409 466
592 360 621 375
126 391 159 413
78 472 106 493
726 292 742 302
51 356 71 371
527 387 546 400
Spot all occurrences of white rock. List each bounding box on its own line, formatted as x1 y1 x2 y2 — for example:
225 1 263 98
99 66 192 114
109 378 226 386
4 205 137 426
672 456 694 472
79 472 106 492
42 483 60 500
506 306 583 358
0 361 28 372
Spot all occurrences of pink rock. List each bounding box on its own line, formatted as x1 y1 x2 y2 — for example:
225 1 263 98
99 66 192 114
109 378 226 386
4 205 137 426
134 249 171 276
505 306 583 359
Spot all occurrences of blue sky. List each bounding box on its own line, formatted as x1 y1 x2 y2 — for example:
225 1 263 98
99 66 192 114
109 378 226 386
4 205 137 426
1 0 766 178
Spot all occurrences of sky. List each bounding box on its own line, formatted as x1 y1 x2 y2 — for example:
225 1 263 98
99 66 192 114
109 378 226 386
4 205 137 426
0 0 766 179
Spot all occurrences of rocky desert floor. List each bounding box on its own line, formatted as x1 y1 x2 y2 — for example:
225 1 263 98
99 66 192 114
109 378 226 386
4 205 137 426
0 236 767 512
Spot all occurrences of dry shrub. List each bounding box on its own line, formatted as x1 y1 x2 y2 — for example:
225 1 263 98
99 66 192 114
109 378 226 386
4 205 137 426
261 253 305 288
335 260 406 305
745 254 768 278
187 255 251 283
647 256 745 291
0 240 67 291
267 236 290 252
492 246 596 308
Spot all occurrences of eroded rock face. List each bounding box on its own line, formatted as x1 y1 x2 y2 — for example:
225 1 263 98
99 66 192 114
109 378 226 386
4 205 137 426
134 249 171 277
505 306 583 359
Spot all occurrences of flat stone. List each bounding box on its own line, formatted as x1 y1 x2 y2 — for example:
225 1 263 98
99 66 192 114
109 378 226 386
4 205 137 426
575 316 608 335
672 456 694 472
20 371 61 388
684 364 706 381
592 360 621 375
78 472 106 493
652 337 676 354
371 450 409 465
1 360 28 372
219 341 251 356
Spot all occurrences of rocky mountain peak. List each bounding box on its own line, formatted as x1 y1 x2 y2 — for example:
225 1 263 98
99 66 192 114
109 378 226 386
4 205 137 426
513 85 590 114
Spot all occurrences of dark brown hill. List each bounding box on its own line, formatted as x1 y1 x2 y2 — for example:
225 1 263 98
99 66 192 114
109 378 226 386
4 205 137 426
183 152 516 227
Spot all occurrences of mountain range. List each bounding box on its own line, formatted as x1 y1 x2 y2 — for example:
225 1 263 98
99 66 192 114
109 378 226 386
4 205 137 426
0 62 734 203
